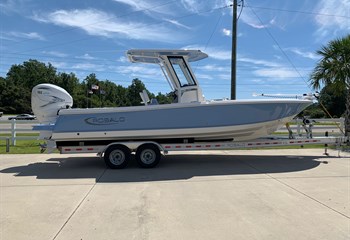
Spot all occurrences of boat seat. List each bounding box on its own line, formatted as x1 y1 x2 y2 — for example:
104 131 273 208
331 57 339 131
139 90 150 105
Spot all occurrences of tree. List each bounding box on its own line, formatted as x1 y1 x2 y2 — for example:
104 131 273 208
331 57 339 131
3 60 59 113
155 92 173 104
83 73 100 108
318 84 346 118
6 60 57 90
1 59 173 112
309 34 350 135
126 78 148 106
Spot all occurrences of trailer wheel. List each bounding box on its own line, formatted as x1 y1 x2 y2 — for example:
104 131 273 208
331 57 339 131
104 145 131 169
136 144 161 168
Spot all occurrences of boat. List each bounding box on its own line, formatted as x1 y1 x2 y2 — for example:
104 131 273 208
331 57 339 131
31 49 312 147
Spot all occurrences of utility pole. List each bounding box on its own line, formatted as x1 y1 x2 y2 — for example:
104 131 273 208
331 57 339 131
231 0 238 100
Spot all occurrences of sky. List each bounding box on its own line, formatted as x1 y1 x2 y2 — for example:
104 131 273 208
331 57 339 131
1 0 349 100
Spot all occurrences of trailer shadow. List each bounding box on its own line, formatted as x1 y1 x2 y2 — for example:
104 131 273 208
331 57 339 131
0 153 331 183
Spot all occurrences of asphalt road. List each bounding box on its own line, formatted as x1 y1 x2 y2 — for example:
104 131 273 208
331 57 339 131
1 149 349 240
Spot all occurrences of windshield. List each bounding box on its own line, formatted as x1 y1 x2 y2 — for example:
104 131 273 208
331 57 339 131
168 57 196 87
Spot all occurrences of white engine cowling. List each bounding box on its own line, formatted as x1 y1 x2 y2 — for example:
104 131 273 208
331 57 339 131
31 84 73 124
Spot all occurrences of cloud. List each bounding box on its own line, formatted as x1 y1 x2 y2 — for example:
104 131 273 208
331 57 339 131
112 0 172 15
0 0 20 14
42 51 67 57
71 63 106 71
32 9 184 43
237 55 308 79
313 0 350 38
180 0 201 12
117 56 128 63
238 56 281 68
286 47 319 60
240 10 269 29
164 19 192 30
184 45 231 60
253 68 299 79
75 53 95 60
115 65 163 78
199 64 230 73
7 31 45 40
222 28 231 36
195 73 214 80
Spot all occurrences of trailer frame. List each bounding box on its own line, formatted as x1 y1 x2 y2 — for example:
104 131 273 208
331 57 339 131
52 136 347 169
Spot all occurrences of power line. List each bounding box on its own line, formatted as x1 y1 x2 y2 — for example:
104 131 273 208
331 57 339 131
247 5 350 19
4 4 232 55
2 0 180 48
245 4 311 90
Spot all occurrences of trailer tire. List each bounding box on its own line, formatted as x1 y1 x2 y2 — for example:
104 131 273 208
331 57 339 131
104 145 131 169
136 144 161 168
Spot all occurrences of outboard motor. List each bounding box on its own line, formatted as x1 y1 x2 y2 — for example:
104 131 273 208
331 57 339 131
31 84 73 124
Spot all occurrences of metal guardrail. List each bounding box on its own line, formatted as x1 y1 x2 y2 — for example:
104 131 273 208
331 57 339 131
0 118 346 146
0 119 38 146
288 118 345 136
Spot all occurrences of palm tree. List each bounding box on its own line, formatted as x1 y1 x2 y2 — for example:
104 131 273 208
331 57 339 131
310 34 350 136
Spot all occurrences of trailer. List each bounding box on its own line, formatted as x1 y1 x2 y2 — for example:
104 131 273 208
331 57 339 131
44 135 347 169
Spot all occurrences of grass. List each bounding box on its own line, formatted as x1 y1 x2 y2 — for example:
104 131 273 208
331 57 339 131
0 133 39 136
0 139 45 154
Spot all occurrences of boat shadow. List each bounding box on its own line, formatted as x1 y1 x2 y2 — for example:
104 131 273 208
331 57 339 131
0 153 330 183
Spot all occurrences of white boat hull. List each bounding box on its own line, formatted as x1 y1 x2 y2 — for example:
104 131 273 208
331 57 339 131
33 99 312 144
51 117 290 142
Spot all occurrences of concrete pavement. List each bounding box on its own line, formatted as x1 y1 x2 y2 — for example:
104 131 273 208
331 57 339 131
0 149 349 240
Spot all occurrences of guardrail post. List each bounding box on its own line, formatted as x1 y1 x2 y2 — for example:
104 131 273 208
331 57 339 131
339 117 345 134
296 118 301 136
6 137 10 152
11 119 16 146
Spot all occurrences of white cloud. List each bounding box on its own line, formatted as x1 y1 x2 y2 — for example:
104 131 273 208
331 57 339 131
222 28 231 36
240 10 269 29
76 53 95 60
184 45 231 60
112 0 172 15
71 63 106 71
164 19 191 30
42 51 67 57
313 0 350 38
0 0 20 14
116 65 163 78
112 0 152 11
117 56 128 63
33 9 184 43
195 73 213 80
238 56 281 68
180 0 200 12
8 31 45 40
236 55 308 79
205 48 231 60
286 48 319 60
199 64 230 73
253 68 299 79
